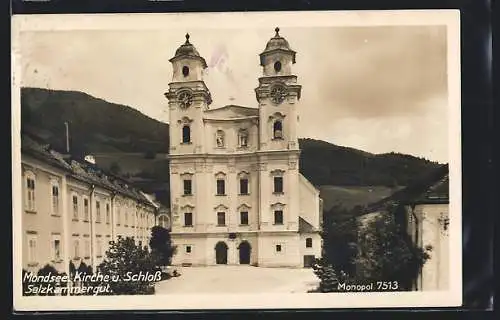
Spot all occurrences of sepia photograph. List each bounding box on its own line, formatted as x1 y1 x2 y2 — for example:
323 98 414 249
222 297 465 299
11 10 461 310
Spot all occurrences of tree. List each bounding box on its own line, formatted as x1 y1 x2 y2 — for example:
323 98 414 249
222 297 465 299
355 205 432 290
321 205 359 276
149 226 177 267
97 237 157 295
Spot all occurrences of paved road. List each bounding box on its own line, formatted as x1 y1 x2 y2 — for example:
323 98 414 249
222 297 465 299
155 266 319 294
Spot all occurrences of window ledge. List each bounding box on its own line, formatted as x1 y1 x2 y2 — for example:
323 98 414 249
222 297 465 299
239 193 250 196
272 137 284 141
25 209 37 214
273 192 284 195
51 259 64 264
27 263 39 267
51 214 61 217
72 218 79 222
96 255 102 258
216 225 226 227
273 223 284 226
239 224 249 227
181 142 192 145
83 220 89 223
84 256 90 260
182 194 193 197
215 194 227 197
72 257 81 261
183 225 193 228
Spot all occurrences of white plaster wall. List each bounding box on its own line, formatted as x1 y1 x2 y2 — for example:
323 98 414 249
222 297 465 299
257 233 301 267
417 203 450 291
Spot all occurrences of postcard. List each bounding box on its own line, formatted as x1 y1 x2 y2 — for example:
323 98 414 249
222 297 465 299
11 9 461 311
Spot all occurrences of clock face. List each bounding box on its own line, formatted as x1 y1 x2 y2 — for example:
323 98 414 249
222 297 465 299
270 85 287 105
178 91 193 109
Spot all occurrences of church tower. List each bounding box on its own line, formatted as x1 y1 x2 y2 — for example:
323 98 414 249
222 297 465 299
165 33 212 156
255 27 302 152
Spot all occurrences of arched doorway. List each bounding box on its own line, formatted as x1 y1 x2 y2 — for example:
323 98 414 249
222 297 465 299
238 241 251 265
215 241 228 264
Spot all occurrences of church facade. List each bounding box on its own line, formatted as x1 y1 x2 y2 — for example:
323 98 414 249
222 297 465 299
166 28 322 268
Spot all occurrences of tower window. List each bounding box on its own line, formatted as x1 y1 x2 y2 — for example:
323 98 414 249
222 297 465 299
274 176 283 193
217 212 226 226
183 179 192 195
184 212 193 227
240 178 249 195
274 210 284 225
276 244 282 252
274 61 282 72
273 121 283 139
240 211 249 225
182 66 190 77
216 179 226 195
182 125 191 143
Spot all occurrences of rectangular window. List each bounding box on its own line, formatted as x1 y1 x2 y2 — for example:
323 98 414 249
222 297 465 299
72 195 79 220
52 185 59 214
216 179 225 195
273 177 283 193
116 208 121 225
96 201 101 223
183 179 192 195
27 235 37 264
96 240 102 257
26 178 36 211
73 239 80 259
276 244 282 252
186 245 192 253
106 203 110 224
125 211 128 226
184 212 193 227
239 179 249 195
274 210 284 225
240 211 249 225
84 198 89 221
217 212 226 226
52 236 61 261
84 239 90 259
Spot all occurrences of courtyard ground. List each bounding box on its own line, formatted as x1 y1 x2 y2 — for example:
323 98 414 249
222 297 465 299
155 266 319 294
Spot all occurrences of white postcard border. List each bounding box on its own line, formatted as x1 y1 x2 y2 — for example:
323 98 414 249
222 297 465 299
12 9 462 311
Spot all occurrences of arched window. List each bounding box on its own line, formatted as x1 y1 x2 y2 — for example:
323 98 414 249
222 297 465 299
273 120 283 139
182 66 190 77
306 237 313 248
182 125 191 143
216 130 225 148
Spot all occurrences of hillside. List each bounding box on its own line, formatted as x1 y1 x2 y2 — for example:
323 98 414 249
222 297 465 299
20 87 443 202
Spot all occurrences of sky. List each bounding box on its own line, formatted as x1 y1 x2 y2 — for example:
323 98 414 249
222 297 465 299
20 25 449 163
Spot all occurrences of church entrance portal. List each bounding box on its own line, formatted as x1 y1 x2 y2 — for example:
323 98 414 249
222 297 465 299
215 241 228 264
238 241 251 264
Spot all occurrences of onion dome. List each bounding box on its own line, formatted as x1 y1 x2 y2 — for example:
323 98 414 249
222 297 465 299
259 27 296 66
169 33 207 68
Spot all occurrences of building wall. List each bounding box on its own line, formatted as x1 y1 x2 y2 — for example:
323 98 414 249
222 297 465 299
411 203 449 291
22 158 66 274
21 153 158 275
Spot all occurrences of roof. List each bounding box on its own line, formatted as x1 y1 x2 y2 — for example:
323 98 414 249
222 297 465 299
298 216 316 233
169 34 208 68
260 27 296 65
203 105 259 118
21 133 157 208
362 164 450 214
